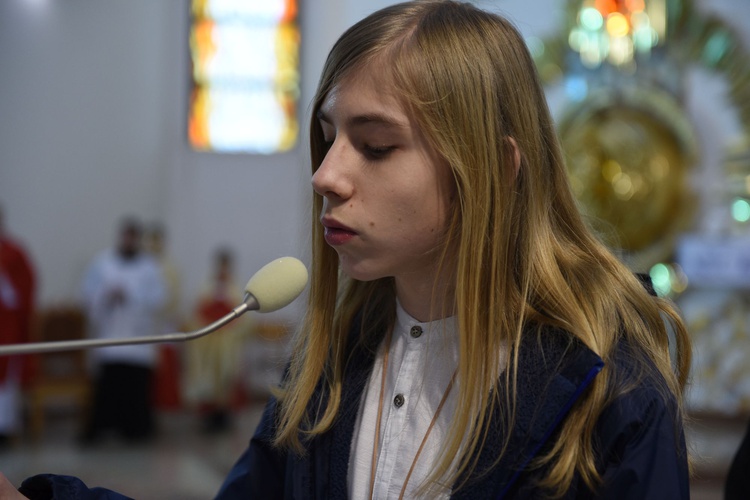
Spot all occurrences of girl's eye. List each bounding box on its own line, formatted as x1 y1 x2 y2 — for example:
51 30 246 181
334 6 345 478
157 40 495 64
363 145 395 160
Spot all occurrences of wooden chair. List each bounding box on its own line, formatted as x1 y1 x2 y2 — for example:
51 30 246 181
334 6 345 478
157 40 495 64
25 306 91 440
242 321 292 402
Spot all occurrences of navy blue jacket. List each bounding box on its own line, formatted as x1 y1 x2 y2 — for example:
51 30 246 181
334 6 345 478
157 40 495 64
214 321 689 499
20 322 689 499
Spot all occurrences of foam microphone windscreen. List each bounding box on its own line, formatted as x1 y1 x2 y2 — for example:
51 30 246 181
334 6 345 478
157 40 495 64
244 256 308 312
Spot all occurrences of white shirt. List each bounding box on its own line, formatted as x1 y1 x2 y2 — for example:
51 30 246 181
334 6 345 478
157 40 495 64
82 250 166 366
348 301 460 499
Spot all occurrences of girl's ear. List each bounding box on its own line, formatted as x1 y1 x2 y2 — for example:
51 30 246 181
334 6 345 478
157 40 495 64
505 136 521 179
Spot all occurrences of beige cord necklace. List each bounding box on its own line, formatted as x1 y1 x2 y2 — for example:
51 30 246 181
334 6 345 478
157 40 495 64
368 326 458 500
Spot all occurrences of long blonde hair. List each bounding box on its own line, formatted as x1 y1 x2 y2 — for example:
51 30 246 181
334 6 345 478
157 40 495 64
274 0 691 496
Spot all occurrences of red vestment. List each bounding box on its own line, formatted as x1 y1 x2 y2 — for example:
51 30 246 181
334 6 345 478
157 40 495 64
0 236 36 385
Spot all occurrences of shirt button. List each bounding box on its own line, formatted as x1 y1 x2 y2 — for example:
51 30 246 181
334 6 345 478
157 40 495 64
410 326 422 338
393 394 405 407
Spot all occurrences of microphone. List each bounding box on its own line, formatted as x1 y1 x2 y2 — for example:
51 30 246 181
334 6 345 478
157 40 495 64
0 256 308 356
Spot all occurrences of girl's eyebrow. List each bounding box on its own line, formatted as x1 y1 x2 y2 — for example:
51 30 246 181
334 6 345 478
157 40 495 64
316 109 408 130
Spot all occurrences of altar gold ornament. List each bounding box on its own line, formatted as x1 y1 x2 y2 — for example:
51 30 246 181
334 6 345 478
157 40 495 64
533 0 750 269
558 87 696 269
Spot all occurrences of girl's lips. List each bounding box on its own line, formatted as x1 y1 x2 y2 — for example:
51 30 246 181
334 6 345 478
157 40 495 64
323 226 356 246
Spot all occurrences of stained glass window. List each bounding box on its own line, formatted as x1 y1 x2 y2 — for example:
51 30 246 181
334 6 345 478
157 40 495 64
189 0 299 153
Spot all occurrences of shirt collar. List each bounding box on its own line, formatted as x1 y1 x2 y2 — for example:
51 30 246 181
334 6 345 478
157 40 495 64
394 299 458 342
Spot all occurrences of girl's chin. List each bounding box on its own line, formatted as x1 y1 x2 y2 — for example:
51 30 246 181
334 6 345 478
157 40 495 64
338 260 386 283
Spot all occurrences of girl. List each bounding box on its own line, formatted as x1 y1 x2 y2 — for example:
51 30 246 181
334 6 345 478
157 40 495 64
217 1 691 499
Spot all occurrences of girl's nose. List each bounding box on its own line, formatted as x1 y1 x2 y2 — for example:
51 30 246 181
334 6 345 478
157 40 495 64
311 141 354 201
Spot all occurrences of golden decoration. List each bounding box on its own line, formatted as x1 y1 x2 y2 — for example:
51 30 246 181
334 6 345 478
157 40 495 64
533 0 750 270
558 87 696 270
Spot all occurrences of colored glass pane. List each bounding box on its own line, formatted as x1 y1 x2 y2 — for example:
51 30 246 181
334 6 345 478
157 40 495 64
189 0 299 153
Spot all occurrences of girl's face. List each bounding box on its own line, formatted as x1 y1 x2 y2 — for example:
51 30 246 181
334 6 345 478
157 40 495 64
312 64 455 293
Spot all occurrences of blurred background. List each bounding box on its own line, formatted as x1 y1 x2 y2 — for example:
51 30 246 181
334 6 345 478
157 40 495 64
0 0 748 498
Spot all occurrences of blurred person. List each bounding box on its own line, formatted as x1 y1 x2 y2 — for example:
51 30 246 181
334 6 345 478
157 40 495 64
726 419 750 499
0 204 36 447
145 223 183 410
80 217 166 444
184 247 250 434
144 222 182 334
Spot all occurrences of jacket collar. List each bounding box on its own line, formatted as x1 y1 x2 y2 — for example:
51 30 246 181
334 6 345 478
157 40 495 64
455 330 604 499
324 320 604 500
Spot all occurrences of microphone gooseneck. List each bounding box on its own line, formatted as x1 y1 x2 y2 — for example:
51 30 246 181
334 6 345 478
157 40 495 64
0 256 308 356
